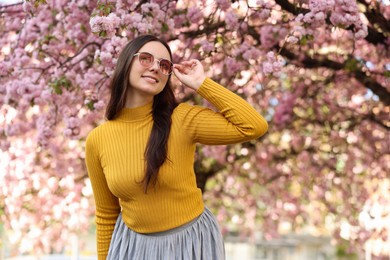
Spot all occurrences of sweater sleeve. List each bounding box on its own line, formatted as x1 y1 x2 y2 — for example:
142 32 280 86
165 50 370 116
85 130 121 260
179 78 268 144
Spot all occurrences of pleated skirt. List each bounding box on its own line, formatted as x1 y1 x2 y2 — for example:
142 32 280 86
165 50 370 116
107 207 225 260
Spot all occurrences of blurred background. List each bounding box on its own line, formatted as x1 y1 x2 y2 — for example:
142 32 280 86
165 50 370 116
1 0 389 259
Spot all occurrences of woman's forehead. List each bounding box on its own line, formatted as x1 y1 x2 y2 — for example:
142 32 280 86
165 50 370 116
138 41 171 60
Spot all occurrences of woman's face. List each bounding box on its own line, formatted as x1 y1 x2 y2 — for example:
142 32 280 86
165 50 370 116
127 41 171 104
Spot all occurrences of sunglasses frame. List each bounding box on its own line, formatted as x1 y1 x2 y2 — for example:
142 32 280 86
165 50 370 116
133 52 173 75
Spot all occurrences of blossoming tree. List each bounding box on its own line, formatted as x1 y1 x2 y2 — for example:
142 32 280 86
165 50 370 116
1 0 389 258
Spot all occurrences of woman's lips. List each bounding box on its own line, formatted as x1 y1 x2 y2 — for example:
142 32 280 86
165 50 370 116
141 75 158 83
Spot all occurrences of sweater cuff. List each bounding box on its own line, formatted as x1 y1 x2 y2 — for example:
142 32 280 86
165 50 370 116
196 77 215 96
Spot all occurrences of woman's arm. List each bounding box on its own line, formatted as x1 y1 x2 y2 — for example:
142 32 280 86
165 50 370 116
173 60 268 144
85 131 121 260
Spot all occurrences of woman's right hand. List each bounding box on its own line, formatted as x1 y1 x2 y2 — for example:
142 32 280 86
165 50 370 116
173 59 206 91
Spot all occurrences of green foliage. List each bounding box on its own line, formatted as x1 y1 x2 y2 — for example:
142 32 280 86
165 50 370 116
161 22 169 33
344 58 362 73
299 34 314 45
95 1 115 16
40 34 57 45
80 24 87 33
49 76 72 95
335 240 358 259
26 0 47 8
99 30 107 37
216 35 224 45
321 105 330 114
86 100 96 111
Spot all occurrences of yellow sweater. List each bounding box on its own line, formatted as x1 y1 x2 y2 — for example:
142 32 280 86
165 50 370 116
85 78 268 259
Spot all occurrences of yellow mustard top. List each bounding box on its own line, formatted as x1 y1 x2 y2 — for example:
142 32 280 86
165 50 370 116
85 78 268 259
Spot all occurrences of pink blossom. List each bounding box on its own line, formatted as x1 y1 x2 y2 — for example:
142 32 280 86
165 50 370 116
287 36 299 43
22 1 34 13
216 0 231 11
242 47 261 61
1 0 388 256
173 14 186 27
89 13 120 37
354 28 367 39
225 11 239 30
262 61 274 74
89 16 104 33
200 40 214 53
260 25 288 49
262 51 284 76
187 7 203 24
99 51 112 65
225 57 241 76
93 100 105 111
259 9 271 21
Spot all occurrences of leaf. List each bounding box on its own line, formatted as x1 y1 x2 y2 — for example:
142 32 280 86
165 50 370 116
86 100 95 110
49 76 71 95
49 82 63 95
321 105 330 114
299 34 314 46
80 24 87 33
216 35 224 45
161 22 169 33
104 6 111 15
344 58 360 72
299 36 307 45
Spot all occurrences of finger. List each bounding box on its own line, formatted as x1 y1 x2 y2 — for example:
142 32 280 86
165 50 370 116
173 67 187 78
179 61 194 66
177 61 195 70
173 64 188 74
173 64 184 72
188 59 200 67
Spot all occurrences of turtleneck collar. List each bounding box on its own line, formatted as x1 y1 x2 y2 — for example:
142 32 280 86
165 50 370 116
115 102 153 122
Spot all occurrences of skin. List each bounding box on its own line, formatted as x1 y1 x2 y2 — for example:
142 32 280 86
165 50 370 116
126 41 206 108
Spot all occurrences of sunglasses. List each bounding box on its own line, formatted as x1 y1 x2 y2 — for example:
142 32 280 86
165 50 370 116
133 52 173 75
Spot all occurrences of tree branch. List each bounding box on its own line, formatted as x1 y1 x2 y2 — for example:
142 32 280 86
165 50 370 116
274 0 307 15
59 42 101 68
244 24 390 105
279 48 390 105
182 21 226 38
274 0 388 48
357 0 390 34
0 1 23 8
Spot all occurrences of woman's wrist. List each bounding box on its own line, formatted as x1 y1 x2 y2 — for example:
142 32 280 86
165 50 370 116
191 76 206 91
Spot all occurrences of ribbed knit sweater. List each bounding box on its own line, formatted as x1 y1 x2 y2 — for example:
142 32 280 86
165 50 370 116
85 78 268 259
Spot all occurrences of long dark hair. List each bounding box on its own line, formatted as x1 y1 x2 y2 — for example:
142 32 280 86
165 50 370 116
105 35 178 193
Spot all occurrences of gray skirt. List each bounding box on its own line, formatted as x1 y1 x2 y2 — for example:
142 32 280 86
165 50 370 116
107 207 225 260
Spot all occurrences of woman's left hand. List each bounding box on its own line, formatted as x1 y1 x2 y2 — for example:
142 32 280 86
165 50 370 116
173 59 206 91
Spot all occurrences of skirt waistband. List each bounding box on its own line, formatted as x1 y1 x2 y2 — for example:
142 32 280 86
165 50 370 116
141 213 202 237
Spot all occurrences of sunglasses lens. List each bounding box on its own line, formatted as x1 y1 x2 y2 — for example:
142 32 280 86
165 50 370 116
138 52 153 66
159 59 173 75
136 52 172 75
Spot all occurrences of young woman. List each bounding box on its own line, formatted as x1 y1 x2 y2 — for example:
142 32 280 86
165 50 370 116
85 35 268 260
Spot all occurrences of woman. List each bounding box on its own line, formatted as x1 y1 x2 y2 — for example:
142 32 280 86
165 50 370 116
85 35 268 260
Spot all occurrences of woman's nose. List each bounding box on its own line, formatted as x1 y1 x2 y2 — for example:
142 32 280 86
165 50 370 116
149 59 160 72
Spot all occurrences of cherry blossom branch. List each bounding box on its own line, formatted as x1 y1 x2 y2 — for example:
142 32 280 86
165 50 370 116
356 0 390 34
59 42 101 69
181 21 226 38
132 0 149 11
175 14 389 105
279 47 390 105
240 24 390 105
0 1 23 14
274 0 388 47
